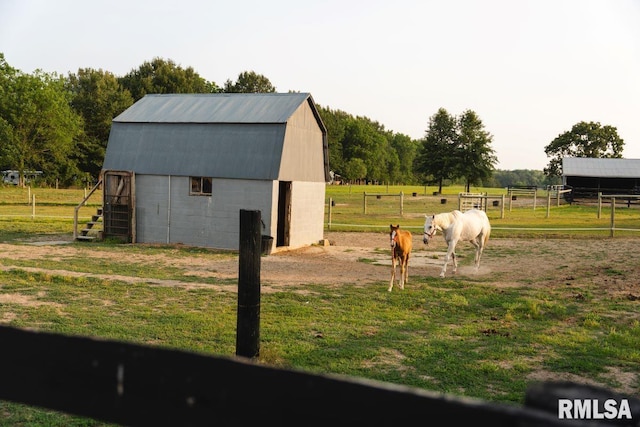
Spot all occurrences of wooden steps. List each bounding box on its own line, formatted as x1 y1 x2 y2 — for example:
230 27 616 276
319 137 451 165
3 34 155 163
76 207 103 241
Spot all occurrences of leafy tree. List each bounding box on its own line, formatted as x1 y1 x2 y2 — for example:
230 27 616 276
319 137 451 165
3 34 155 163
119 57 219 101
544 121 624 177
364 123 392 183
341 116 392 183
456 109 497 192
342 158 367 183
67 68 134 180
389 132 418 184
224 71 276 93
0 54 83 186
317 106 418 184
414 108 458 193
383 141 402 184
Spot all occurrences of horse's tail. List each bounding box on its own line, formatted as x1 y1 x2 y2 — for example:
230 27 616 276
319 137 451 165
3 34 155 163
483 223 491 246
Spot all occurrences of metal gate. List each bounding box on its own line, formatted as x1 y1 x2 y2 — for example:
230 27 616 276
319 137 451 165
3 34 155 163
102 170 135 243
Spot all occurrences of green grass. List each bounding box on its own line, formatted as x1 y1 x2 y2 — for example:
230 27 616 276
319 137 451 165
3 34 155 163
0 266 638 424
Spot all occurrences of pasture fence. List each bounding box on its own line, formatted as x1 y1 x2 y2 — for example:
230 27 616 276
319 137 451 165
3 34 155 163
362 191 404 215
507 185 539 211
458 192 506 218
458 192 485 211
327 189 605 232
2 325 638 426
0 185 102 221
597 194 640 237
545 188 573 218
598 193 640 215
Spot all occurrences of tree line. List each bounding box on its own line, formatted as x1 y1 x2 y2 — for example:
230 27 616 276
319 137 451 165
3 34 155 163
0 54 625 188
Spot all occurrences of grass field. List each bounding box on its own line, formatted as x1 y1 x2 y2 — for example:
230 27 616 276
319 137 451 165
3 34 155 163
0 184 639 425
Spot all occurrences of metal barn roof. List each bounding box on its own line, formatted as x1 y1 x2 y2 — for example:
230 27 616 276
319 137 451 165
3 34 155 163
562 157 640 178
113 93 314 124
103 93 328 181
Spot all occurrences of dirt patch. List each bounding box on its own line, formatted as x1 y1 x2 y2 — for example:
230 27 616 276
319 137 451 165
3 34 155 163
2 232 640 294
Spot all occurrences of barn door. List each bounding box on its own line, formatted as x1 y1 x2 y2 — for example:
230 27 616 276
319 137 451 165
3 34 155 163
102 170 135 243
276 181 291 247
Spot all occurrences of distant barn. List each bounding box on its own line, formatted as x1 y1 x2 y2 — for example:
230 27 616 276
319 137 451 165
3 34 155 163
562 157 640 199
100 93 330 252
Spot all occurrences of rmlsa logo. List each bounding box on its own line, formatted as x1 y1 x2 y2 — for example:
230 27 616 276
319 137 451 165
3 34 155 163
559 399 632 420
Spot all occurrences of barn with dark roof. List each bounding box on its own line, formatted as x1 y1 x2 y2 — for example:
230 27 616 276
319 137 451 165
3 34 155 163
99 92 329 252
562 157 640 198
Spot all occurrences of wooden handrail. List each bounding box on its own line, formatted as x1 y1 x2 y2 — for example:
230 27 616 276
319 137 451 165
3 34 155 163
73 179 102 240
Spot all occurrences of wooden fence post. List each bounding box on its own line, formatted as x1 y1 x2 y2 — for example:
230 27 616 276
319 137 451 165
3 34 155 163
597 192 602 219
546 192 551 218
237 209 261 359
610 198 615 238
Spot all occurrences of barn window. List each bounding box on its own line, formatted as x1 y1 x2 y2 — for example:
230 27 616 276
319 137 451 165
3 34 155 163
190 177 212 196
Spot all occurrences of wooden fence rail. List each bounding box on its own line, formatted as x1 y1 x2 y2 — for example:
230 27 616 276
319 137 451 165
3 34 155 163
0 326 637 426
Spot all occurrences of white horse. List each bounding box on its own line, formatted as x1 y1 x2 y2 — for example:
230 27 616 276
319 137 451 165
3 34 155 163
423 209 491 278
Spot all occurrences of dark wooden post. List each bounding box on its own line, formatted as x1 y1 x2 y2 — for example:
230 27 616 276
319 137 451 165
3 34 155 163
236 209 261 359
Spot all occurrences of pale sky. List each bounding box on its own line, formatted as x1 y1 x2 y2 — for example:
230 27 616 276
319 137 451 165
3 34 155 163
1 0 638 171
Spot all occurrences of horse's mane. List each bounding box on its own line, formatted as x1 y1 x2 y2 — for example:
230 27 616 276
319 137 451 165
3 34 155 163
434 210 463 229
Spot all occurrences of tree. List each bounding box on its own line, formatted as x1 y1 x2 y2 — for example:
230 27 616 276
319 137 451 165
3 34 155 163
318 106 414 184
341 116 391 183
389 132 418 184
544 121 624 177
456 109 497 192
414 108 458 193
67 68 134 180
224 71 276 93
119 57 219 101
0 54 83 186
342 158 367 183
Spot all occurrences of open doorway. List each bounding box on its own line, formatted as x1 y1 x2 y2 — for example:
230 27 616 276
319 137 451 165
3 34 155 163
276 181 291 248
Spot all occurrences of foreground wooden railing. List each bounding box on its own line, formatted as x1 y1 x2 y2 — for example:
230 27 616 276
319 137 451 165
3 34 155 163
0 326 638 427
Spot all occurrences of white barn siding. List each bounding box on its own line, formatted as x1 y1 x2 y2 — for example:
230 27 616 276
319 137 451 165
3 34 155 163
210 178 276 249
279 103 326 182
135 175 275 250
288 181 326 249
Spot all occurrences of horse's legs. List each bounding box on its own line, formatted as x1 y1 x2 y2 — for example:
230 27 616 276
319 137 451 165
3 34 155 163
451 251 457 274
469 239 481 270
400 254 409 290
441 240 457 278
405 254 409 286
476 235 486 270
388 255 397 292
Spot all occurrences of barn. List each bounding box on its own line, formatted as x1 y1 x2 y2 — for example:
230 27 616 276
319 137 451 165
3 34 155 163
562 157 640 198
99 92 330 253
